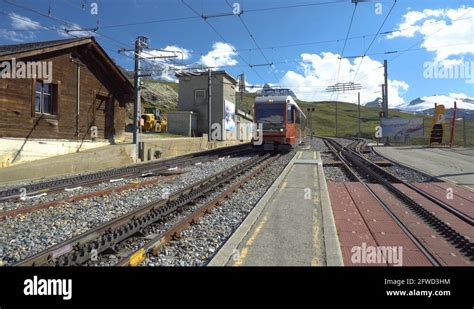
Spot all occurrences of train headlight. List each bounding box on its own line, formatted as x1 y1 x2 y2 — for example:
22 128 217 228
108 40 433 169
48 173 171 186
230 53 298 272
280 128 284 132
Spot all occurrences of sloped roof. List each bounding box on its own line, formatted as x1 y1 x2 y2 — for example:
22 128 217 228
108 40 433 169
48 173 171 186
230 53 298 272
0 37 133 98
0 38 84 57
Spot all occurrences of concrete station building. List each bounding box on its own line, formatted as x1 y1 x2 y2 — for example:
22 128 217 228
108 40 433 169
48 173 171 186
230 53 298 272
168 70 253 141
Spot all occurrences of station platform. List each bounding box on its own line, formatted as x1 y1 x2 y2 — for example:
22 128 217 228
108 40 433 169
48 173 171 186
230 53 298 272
374 146 474 190
209 150 343 266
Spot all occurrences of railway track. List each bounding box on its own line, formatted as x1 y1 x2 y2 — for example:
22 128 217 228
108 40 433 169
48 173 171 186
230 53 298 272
0 143 252 202
15 152 277 266
115 153 281 266
323 137 473 266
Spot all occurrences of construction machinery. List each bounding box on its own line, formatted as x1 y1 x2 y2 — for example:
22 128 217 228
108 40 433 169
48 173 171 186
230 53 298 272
141 107 167 132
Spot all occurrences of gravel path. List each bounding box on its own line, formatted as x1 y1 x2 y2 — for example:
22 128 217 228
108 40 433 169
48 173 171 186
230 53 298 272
0 155 254 265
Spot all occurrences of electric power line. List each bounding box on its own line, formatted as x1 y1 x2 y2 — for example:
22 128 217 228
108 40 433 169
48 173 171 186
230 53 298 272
335 2 358 85
352 0 397 83
181 0 270 85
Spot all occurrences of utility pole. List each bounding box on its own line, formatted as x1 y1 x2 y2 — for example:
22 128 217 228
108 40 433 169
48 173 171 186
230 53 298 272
383 59 389 145
358 92 361 137
383 60 389 119
325 82 361 138
208 69 212 142
463 117 467 147
307 108 315 139
132 36 149 160
239 74 245 113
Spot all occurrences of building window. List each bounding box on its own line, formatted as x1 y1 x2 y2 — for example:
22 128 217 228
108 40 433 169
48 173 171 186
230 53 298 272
194 89 206 105
35 80 57 115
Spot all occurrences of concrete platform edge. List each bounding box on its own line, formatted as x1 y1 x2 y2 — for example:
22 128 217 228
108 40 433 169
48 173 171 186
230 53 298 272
372 146 474 193
316 152 344 266
208 151 300 266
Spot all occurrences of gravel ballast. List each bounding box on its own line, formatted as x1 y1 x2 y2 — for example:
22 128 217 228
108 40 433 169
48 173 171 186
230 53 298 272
0 155 254 265
143 151 296 266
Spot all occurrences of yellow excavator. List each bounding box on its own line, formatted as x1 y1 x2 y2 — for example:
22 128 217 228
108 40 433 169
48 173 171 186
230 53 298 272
141 107 167 132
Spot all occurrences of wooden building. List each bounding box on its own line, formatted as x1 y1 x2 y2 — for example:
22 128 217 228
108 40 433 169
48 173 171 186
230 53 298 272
0 37 133 141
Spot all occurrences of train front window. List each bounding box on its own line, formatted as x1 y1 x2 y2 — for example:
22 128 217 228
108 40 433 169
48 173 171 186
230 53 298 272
255 104 285 131
287 106 295 124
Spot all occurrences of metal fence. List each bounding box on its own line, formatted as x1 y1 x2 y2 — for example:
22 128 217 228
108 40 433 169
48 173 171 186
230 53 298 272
383 118 474 147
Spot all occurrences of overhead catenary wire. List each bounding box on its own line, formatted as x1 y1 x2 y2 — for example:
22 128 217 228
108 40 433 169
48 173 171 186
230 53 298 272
353 8 474 85
4 0 470 93
351 0 397 83
224 0 281 87
335 2 358 85
96 0 345 30
3 3 470 56
2 0 472 102
181 0 270 85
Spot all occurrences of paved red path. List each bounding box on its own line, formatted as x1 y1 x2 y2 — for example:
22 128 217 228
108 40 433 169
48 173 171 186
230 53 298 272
328 182 432 266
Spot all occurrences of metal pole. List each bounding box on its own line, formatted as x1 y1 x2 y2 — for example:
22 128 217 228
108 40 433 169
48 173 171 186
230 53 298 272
383 60 390 145
384 59 389 119
463 117 467 147
208 69 212 142
76 63 80 137
132 36 148 160
335 101 338 137
449 101 457 147
358 91 361 137
132 38 142 158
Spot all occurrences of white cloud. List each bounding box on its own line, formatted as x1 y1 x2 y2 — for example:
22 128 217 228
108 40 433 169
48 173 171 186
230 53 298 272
9 13 43 30
387 6 474 61
0 13 43 42
0 29 35 42
141 46 192 81
279 52 409 107
441 58 464 68
200 42 238 68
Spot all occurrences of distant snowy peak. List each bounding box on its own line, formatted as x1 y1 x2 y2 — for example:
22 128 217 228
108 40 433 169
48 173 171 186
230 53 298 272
365 97 383 108
400 95 474 112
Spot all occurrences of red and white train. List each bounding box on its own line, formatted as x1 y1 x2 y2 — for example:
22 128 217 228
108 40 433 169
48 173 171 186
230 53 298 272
253 91 307 150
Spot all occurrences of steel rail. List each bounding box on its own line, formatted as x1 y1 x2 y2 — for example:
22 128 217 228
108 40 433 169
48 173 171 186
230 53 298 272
0 143 252 202
353 140 473 225
115 153 281 266
325 138 473 260
324 138 442 266
15 153 268 266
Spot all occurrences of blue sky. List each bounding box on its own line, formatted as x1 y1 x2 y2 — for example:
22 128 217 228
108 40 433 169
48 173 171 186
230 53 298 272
1 0 473 107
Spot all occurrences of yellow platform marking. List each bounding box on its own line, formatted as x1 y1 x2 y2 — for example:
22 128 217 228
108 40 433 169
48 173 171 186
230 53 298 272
311 208 322 266
311 162 322 266
233 214 268 266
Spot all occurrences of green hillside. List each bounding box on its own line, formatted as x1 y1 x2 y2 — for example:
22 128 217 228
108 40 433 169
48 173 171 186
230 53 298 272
296 101 473 146
297 101 424 138
122 78 473 146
